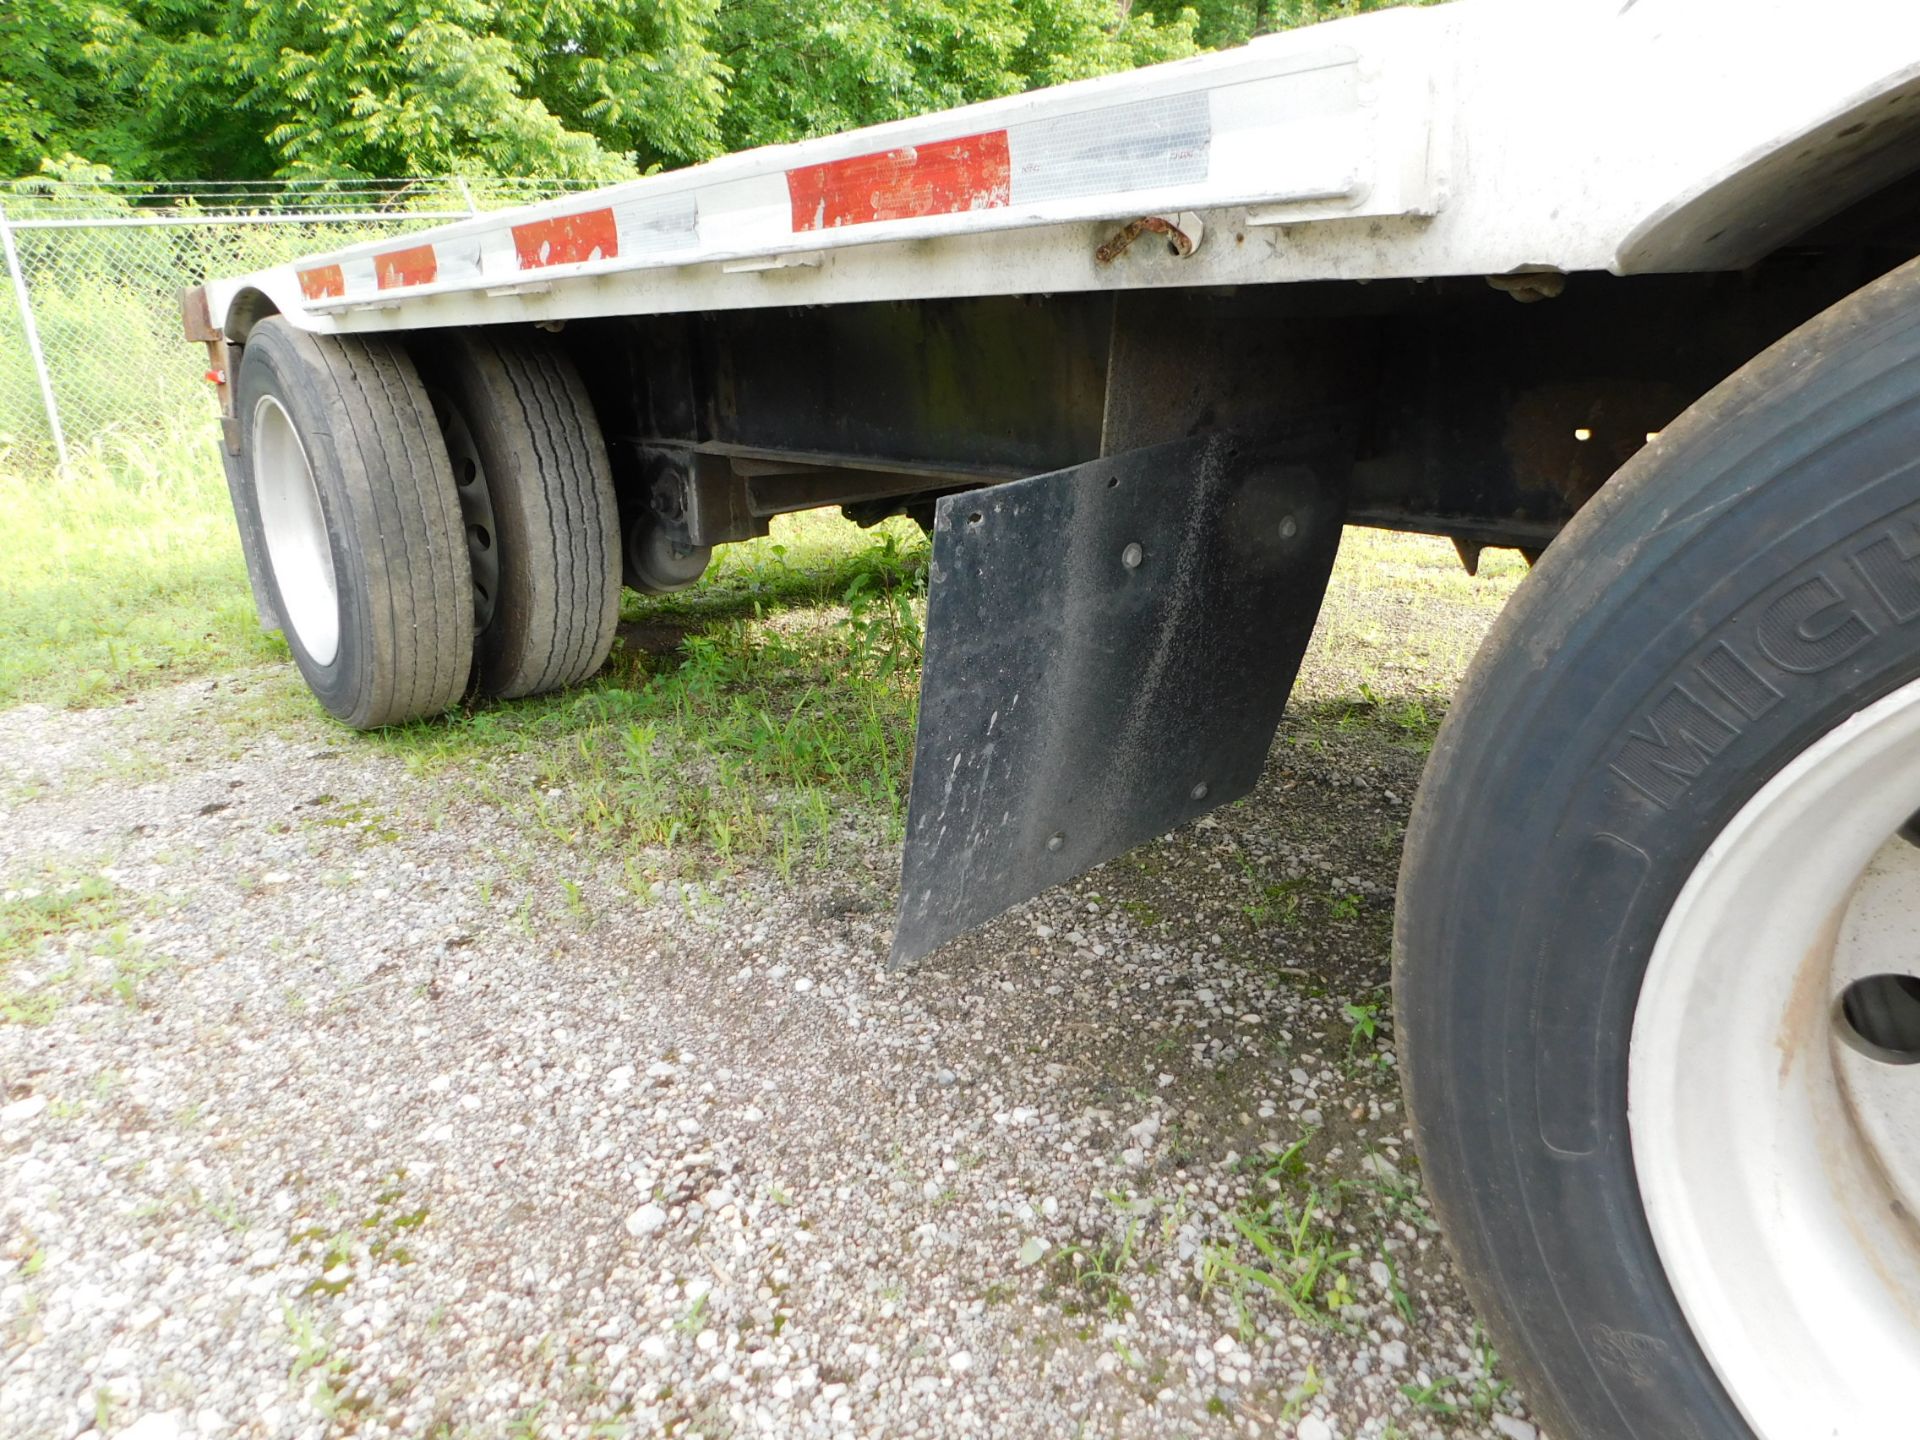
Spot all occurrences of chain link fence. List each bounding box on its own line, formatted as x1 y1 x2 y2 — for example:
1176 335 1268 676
0 178 598 470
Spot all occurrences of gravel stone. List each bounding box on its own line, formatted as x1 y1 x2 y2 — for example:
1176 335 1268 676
624 1203 668 1238
0 543 1543 1438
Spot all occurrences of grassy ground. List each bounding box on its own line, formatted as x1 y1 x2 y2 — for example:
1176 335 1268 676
1 431 1527 883
0 422 284 707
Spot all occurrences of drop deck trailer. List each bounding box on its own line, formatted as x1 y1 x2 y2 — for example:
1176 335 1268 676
182 2 1920 1436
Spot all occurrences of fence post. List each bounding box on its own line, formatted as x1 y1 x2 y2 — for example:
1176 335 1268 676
0 205 68 469
455 176 479 216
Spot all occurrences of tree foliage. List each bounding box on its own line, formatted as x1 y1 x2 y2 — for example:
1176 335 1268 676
0 0 1405 184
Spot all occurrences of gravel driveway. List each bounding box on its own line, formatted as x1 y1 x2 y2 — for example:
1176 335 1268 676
0 536 1544 1440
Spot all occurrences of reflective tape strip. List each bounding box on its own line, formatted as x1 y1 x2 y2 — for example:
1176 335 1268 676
298 264 345 301
432 236 485 286
779 92 1225 232
608 193 701 257
787 131 1012 232
374 244 438 290
694 174 793 254
1005 93 1211 206
512 207 619 268
339 256 378 296
285 51 1376 310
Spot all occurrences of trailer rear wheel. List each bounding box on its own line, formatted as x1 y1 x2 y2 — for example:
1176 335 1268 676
1395 255 1920 1440
236 318 473 730
418 330 621 700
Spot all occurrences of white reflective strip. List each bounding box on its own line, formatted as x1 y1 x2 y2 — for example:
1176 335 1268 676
478 228 519 281
696 174 795 255
1006 93 1210 206
339 255 378 298
434 235 485 285
611 193 700 256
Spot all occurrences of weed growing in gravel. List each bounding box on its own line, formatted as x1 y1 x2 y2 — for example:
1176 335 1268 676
283 1302 360 1422
0 980 65 1025
0 862 121 970
1051 1223 1144 1319
299 796 401 846
1233 850 1311 931
1278 1364 1325 1423
674 1293 710 1334
1398 1331 1512 1418
1342 999 1398 1073
100 948 164 1008
290 1170 425 1298
1333 682 1444 750
1200 1185 1359 1334
1198 1130 1449 1352
504 1402 549 1438
0 861 128 1022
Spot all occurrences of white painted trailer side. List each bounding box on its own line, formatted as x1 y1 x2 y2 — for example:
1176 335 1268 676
203 0 1920 340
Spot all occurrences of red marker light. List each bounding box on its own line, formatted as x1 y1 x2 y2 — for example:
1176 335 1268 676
205 369 226 385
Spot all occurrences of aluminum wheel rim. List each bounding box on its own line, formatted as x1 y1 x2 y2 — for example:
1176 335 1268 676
1631 675 1920 1439
251 395 339 666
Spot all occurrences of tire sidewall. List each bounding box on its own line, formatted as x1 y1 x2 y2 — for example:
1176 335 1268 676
236 320 375 722
419 334 538 693
1396 261 1920 1439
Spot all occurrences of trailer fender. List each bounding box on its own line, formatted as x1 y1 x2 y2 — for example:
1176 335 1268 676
1617 61 1920 274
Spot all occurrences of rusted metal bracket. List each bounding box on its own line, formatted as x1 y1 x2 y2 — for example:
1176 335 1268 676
180 285 241 453
182 286 278 634
1096 212 1204 265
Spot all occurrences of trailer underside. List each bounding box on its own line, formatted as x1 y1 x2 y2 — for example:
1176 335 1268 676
553 230 1914 565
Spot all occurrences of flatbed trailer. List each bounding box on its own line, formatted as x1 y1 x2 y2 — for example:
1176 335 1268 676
182 3 1920 1436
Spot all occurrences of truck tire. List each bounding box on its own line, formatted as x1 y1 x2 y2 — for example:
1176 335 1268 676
1395 254 1920 1440
417 329 621 699
235 317 473 729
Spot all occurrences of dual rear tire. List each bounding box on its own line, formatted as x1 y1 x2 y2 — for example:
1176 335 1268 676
233 318 621 728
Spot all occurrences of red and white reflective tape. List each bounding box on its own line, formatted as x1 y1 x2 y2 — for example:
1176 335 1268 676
297 192 704 303
787 131 1014 231
785 93 1214 231
294 58 1364 307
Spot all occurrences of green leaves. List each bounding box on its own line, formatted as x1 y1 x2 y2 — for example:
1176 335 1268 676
712 0 1198 154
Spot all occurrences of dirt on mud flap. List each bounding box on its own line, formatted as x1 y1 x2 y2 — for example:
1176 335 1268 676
892 432 1349 965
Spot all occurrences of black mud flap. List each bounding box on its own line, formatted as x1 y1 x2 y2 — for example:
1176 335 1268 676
892 432 1349 965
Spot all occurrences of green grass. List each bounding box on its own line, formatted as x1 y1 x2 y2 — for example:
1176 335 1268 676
0 419 284 708
0 858 129 1024
0 862 122 970
349 516 932 881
